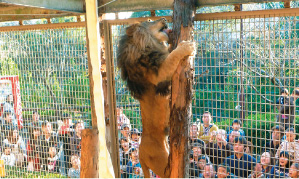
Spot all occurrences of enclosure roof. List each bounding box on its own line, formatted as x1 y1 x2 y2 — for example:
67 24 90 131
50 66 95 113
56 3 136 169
0 0 291 22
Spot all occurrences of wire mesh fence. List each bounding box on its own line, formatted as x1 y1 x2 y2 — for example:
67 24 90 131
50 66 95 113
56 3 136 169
111 3 299 178
0 24 89 178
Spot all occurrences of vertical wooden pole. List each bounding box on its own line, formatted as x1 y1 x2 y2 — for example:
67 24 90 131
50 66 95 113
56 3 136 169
104 20 121 177
81 0 114 178
169 0 196 178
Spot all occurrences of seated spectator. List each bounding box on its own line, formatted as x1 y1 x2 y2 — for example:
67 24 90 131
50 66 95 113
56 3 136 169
41 121 59 169
68 155 80 178
275 128 299 162
130 128 141 149
58 114 74 174
207 129 233 166
277 88 299 129
47 146 60 173
189 123 200 144
248 163 265 178
224 136 256 178
1 144 15 166
14 144 26 167
270 151 291 178
189 141 207 178
126 148 143 178
189 123 205 148
26 111 43 128
1 111 17 136
262 125 284 157
119 137 131 178
202 163 217 178
120 123 131 142
3 129 26 156
191 140 206 163
198 111 218 143
289 163 299 178
26 127 41 171
227 131 240 145
227 119 245 141
71 120 84 156
197 156 210 177
260 151 273 178
1 94 15 120
217 164 237 178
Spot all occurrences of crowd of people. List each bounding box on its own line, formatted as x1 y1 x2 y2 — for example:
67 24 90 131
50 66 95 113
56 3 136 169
118 88 299 178
0 94 83 178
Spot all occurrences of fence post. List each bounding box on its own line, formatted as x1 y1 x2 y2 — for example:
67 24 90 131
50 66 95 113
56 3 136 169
169 0 196 178
81 0 114 177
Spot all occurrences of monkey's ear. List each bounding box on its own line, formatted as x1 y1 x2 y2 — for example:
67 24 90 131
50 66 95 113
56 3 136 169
126 23 140 36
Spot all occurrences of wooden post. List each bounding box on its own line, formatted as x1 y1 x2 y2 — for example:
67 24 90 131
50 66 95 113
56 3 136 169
169 0 196 178
81 0 114 178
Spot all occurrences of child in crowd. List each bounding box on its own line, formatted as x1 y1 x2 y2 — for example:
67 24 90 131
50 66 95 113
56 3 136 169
270 151 291 178
47 146 60 173
248 163 265 178
1 145 15 166
197 156 209 178
68 155 80 178
202 163 216 178
120 124 131 142
260 152 273 178
227 119 245 141
217 164 236 178
119 137 131 178
26 127 41 171
14 145 26 167
126 148 142 178
130 129 141 149
289 163 299 178
275 128 299 162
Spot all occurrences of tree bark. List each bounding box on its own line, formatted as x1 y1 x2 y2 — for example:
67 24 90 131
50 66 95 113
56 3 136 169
81 129 100 178
169 0 195 178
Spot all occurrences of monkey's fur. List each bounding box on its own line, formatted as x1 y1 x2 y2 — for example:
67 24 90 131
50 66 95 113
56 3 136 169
117 18 195 178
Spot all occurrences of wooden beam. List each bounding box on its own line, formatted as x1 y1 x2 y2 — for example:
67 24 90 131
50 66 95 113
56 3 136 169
0 22 85 32
0 6 78 22
194 8 299 21
81 0 114 177
169 0 195 178
103 20 120 178
100 0 289 13
0 0 84 13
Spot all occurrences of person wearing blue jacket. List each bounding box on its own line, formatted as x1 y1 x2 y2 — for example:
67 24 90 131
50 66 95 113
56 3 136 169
224 136 256 178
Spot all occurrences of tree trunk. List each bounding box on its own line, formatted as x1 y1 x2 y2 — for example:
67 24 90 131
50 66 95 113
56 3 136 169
169 0 195 178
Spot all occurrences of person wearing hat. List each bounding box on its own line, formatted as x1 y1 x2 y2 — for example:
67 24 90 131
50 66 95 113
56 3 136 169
130 128 141 149
207 129 233 166
224 136 256 178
